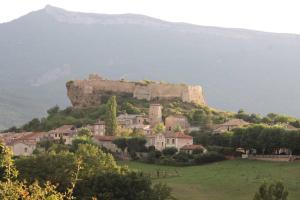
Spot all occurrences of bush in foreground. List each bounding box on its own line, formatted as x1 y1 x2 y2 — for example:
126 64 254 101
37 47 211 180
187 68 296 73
253 182 288 200
194 151 225 164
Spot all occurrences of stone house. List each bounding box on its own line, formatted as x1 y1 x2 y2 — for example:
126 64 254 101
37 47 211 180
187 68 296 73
92 135 119 152
165 115 190 132
117 114 148 129
48 125 77 144
145 132 193 151
7 132 46 156
87 120 105 136
128 124 152 135
213 119 250 134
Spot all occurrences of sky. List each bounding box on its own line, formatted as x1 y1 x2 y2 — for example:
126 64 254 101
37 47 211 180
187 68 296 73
1 0 300 34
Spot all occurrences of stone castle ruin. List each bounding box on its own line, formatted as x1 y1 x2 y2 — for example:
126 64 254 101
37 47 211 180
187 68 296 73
66 74 206 107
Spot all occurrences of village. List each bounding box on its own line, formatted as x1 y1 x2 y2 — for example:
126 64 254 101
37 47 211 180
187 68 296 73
0 102 255 157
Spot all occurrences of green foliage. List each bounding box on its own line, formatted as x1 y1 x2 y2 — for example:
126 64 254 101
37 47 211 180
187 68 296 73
0 143 18 181
121 102 142 114
113 137 147 156
47 105 60 115
75 144 127 178
173 152 190 163
16 143 128 193
0 180 66 200
253 182 288 200
173 124 182 132
127 137 147 154
146 150 162 163
236 109 299 126
105 96 118 135
16 152 78 192
77 127 92 137
193 151 225 164
113 138 128 152
74 172 175 200
70 135 95 152
162 147 178 156
153 123 166 134
0 143 67 199
231 124 300 154
191 131 232 147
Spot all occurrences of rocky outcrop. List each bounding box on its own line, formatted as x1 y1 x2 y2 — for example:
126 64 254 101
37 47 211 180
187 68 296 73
66 74 206 107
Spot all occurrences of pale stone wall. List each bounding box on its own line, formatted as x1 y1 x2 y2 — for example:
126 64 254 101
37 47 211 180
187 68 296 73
149 104 163 127
67 75 206 107
11 143 35 156
176 138 193 150
165 116 189 132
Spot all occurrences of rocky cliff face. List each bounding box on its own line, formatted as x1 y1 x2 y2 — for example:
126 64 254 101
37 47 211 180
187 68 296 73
66 74 206 107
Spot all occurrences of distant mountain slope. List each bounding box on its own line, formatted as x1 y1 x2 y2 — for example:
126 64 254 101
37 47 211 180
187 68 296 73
1 5 300 130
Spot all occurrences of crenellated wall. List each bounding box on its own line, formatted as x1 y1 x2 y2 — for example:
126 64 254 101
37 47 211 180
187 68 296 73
66 74 206 107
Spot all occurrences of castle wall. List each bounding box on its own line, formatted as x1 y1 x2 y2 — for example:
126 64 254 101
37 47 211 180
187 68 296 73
67 75 206 107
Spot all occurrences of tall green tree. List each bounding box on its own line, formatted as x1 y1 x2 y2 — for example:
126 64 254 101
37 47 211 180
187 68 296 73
105 96 118 135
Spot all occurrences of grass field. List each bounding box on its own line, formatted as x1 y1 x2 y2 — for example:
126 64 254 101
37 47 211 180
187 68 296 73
122 160 300 200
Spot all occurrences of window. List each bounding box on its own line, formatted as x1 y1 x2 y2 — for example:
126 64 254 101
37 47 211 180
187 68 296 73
169 127 171 131
166 139 170 144
24 147 28 153
172 139 175 144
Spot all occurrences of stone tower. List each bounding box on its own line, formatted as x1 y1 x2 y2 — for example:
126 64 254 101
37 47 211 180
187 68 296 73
149 104 163 127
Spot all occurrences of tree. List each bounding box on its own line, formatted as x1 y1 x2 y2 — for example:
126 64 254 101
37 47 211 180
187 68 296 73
47 105 60 115
0 143 18 182
153 123 166 134
162 147 178 156
0 181 66 200
105 96 118 135
0 142 66 199
22 118 41 131
173 124 182 132
113 138 128 152
78 127 93 137
73 172 174 200
75 144 127 178
16 152 78 192
127 137 147 154
70 135 95 152
282 130 300 155
253 182 288 200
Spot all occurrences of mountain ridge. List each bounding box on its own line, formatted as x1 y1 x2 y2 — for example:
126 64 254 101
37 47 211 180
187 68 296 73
1 5 300 130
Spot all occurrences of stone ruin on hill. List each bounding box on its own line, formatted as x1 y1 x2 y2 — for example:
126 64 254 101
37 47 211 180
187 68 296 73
66 74 206 107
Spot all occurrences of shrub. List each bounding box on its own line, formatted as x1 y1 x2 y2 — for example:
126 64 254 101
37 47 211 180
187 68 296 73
147 146 156 152
194 151 225 164
253 181 288 200
162 147 178 156
207 146 236 156
192 148 204 155
146 150 162 163
173 152 190 163
158 157 177 165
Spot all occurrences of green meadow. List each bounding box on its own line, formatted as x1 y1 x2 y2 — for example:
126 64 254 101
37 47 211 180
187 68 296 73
123 160 300 200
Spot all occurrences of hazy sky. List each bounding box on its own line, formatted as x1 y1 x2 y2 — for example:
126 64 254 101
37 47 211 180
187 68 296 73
1 0 300 34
